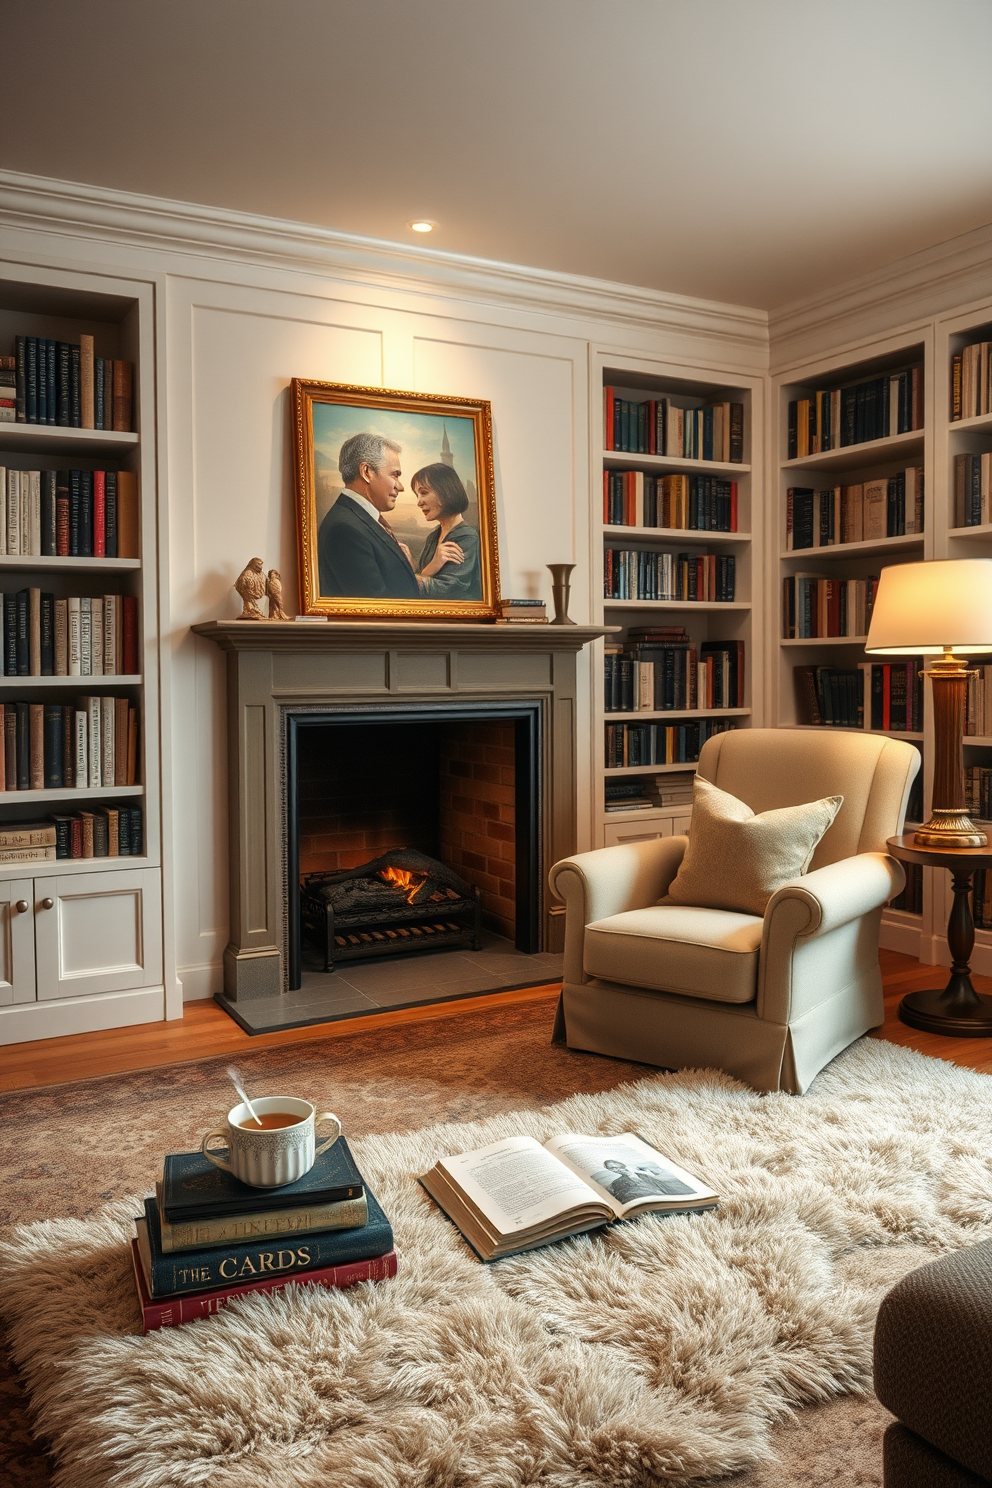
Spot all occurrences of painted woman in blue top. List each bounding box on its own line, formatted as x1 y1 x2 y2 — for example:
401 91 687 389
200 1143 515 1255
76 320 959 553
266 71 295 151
411 462 482 600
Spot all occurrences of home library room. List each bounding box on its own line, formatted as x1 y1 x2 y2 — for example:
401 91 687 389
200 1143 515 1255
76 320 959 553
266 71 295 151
592 355 762 848
0 266 163 1041
773 331 931 954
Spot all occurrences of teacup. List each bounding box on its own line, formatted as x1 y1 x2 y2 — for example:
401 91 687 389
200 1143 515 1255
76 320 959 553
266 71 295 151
202 1097 342 1188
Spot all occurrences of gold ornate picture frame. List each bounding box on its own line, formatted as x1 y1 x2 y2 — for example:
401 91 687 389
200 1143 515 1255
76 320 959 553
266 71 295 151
292 379 501 620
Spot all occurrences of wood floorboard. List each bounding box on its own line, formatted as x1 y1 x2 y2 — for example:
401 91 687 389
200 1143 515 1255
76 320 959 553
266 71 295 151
1 951 991 1093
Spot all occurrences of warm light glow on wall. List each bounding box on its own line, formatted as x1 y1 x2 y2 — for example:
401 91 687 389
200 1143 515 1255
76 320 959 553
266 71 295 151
409 220 436 233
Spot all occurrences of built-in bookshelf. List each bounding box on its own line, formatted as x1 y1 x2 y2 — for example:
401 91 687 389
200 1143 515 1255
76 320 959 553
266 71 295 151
935 301 992 973
774 333 932 955
592 356 762 845
0 266 161 1042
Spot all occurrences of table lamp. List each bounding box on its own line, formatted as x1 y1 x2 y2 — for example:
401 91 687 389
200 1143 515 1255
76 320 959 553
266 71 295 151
865 559 992 848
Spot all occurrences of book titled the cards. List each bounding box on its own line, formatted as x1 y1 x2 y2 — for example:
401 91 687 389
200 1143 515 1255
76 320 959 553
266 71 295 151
419 1131 718 1262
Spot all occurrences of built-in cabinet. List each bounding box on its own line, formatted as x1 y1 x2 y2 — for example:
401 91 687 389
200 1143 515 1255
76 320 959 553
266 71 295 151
0 264 164 1043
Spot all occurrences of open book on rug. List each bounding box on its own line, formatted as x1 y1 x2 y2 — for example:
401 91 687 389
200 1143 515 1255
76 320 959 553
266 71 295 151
419 1131 718 1261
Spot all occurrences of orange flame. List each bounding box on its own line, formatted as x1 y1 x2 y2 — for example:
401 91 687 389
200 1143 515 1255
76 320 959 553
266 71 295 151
379 866 427 904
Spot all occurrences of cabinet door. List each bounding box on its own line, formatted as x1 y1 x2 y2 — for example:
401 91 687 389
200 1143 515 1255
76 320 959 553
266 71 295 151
34 868 162 1001
603 818 673 848
671 812 692 837
0 879 37 1007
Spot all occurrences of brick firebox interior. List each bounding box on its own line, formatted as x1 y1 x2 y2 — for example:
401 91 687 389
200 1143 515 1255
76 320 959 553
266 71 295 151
296 720 517 940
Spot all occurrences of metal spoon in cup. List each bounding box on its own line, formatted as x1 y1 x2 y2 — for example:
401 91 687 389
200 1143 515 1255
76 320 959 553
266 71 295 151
225 1065 262 1127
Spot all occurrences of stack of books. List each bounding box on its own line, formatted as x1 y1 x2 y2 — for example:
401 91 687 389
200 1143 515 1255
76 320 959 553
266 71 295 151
131 1136 397 1332
498 598 547 623
644 772 695 810
604 780 655 813
0 809 143 863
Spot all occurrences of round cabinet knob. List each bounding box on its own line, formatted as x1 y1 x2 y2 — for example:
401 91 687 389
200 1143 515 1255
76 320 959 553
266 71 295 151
14 900 28 914
40 897 54 910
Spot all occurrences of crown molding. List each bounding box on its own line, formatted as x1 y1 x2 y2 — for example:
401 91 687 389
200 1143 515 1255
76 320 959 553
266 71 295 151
0 169 768 355
770 219 992 370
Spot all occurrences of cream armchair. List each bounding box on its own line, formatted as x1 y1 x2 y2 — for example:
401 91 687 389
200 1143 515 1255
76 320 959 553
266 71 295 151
550 729 920 1094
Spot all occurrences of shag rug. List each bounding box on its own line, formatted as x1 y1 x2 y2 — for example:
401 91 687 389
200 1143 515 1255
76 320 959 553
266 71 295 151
2 1036 992 1488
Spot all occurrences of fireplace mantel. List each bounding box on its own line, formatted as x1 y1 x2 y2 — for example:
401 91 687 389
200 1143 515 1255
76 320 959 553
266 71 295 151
193 619 610 1002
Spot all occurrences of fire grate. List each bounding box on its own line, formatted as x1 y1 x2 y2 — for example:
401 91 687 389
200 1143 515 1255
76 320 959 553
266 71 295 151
301 848 482 970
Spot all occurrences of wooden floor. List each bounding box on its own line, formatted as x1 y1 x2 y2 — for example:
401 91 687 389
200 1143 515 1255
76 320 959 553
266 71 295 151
0 951 990 1094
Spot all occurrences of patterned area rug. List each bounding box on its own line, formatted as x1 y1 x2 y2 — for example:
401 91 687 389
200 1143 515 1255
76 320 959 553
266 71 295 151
2 1026 990 1487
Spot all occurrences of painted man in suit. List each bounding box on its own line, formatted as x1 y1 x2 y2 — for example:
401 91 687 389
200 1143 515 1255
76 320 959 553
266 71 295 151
318 432 420 598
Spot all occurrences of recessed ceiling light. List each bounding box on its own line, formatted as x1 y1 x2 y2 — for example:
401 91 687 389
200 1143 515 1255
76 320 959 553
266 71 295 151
409 220 436 233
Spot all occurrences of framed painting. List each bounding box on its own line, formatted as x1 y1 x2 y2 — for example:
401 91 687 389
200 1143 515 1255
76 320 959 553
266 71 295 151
292 379 501 620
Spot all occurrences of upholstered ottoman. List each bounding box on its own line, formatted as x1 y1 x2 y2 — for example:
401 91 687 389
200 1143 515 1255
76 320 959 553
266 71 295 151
874 1240 992 1486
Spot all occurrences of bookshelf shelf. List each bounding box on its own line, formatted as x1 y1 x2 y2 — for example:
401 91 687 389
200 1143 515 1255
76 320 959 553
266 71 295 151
603 600 750 612
780 724 923 742
604 707 750 722
781 429 924 476
963 736 992 747
948 523 992 539
949 411 992 434
0 555 140 572
0 852 150 882
605 525 749 545
0 424 138 456
0 783 143 804
780 534 923 561
780 635 868 647
0 675 140 689
605 762 712 777
603 451 749 476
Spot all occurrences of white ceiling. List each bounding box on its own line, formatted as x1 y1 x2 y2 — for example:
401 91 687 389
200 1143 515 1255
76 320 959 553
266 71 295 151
4 0 992 310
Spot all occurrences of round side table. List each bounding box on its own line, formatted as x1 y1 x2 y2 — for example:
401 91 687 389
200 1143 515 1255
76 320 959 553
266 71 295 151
887 834 992 1036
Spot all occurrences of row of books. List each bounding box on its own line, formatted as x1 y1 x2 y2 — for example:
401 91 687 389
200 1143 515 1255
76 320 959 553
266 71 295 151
604 771 695 813
0 467 139 558
782 574 879 640
972 870 992 930
965 668 992 739
132 1138 395 1332
0 808 143 862
603 470 739 532
2 590 138 676
785 468 924 550
604 550 736 603
2 340 133 430
605 638 744 713
604 389 744 462
0 696 139 792
787 367 923 459
497 598 547 623
950 342 992 422
965 767 992 824
794 661 924 731
892 863 923 915
605 717 734 769
952 453 992 528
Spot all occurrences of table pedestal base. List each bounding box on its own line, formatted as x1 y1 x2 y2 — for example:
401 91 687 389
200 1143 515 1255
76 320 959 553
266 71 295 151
898 864 992 1036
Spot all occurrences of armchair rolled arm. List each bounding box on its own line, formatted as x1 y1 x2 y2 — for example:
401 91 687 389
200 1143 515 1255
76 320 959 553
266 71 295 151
549 836 688 985
759 852 905 1023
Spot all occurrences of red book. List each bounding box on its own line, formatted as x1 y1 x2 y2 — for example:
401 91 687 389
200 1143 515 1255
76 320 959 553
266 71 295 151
730 481 738 532
605 386 614 450
130 1239 398 1333
92 470 106 556
122 596 139 675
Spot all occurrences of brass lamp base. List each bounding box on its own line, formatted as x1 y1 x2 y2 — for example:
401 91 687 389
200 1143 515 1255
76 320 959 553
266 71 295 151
914 809 988 849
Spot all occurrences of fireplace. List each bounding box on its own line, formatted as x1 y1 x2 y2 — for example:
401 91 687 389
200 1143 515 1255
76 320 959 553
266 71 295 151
192 619 605 1005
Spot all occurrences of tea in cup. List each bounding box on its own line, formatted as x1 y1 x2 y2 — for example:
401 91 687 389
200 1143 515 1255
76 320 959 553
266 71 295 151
202 1097 342 1188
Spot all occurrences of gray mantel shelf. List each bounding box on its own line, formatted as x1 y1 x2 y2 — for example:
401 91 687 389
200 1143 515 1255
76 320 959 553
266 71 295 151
193 617 611 1009
192 620 614 651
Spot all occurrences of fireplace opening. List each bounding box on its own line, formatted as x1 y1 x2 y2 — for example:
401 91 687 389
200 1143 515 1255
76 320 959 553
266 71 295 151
286 704 541 991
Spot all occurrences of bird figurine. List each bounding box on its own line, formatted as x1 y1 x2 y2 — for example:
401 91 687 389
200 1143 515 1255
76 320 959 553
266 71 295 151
234 557 266 620
266 569 291 621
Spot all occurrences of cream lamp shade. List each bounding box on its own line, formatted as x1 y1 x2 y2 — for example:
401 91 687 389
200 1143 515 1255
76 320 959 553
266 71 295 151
865 559 992 655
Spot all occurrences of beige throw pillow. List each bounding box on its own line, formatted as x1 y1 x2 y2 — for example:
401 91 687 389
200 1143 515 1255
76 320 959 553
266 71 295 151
667 775 843 917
